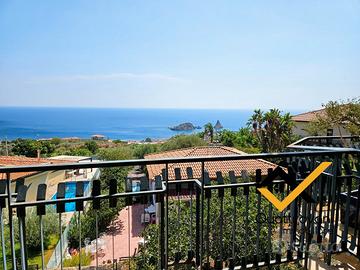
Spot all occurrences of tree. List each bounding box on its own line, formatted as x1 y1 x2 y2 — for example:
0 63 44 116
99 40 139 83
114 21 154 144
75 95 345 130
84 140 98 154
204 123 214 143
132 144 159 159
160 135 207 152
218 128 260 152
12 208 58 250
12 139 56 157
219 130 237 147
248 109 294 152
307 98 360 138
97 147 134 190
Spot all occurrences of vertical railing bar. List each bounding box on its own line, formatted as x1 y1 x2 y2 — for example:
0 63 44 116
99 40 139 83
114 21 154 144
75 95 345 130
195 180 201 266
289 162 298 261
128 205 131 270
350 176 360 249
304 185 312 269
59 214 63 270
231 192 236 260
289 199 296 260
219 191 224 265
112 219 115 270
310 156 318 238
205 188 210 268
354 177 360 257
160 191 165 269
255 169 262 266
95 211 99 270
299 199 306 260
189 187 193 253
6 172 17 270
324 173 331 241
267 184 273 264
176 178 181 262
278 183 284 263
78 211 82 270
341 170 352 251
39 216 45 270
327 170 332 231
316 174 325 243
18 216 27 270
243 186 249 267
333 170 341 246
165 163 169 270
0 207 7 270
200 161 205 270
327 155 338 265
304 158 313 270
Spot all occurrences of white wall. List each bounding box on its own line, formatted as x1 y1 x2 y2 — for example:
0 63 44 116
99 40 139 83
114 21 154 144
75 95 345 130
292 122 351 137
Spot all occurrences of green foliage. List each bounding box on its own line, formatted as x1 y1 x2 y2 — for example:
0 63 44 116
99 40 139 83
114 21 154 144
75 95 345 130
138 188 276 267
98 147 134 189
248 109 295 152
10 208 58 250
132 144 159 159
113 139 127 144
98 147 134 161
160 135 207 151
63 250 92 267
308 98 360 137
24 208 58 250
12 139 56 157
84 140 99 154
50 137 62 145
66 147 93 156
204 123 214 142
218 128 260 152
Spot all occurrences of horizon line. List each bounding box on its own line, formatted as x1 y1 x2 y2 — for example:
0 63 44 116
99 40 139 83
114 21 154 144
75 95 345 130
0 105 309 112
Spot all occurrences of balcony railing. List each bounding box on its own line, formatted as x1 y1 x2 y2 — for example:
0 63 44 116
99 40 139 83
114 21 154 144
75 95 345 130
0 136 359 270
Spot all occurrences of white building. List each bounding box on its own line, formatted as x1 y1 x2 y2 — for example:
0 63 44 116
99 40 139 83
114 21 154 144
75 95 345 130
292 109 350 137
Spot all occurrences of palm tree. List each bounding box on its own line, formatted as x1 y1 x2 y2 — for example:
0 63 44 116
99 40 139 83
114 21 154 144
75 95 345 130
249 109 294 152
204 123 214 143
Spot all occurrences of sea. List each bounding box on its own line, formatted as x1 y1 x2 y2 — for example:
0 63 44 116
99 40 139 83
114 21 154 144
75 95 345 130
0 107 299 141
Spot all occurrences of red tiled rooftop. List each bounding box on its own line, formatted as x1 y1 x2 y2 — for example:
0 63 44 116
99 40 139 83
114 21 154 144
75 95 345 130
291 108 326 122
144 146 277 180
0 155 73 180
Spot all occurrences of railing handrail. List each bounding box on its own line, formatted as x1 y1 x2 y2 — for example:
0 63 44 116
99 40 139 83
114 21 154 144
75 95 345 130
288 135 360 152
1 149 359 174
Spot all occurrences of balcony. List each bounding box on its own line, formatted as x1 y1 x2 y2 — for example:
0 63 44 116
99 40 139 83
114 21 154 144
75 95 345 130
0 136 359 270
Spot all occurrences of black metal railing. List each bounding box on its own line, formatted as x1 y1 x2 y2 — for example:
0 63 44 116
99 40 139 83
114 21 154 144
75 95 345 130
0 136 359 270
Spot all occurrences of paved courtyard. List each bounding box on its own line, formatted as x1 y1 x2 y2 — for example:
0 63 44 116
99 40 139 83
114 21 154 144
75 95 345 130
90 204 145 266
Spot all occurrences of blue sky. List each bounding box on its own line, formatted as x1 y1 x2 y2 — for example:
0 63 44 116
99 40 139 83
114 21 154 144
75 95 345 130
0 0 359 110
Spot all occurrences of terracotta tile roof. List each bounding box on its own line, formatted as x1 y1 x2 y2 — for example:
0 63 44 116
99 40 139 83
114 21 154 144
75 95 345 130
144 146 277 181
0 156 71 181
291 109 326 122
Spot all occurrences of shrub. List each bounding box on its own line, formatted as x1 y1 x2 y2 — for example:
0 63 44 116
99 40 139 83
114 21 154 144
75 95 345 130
63 250 91 267
160 135 207 151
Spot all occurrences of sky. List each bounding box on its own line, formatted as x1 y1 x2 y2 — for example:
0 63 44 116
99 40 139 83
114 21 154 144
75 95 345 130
0 0 359 110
